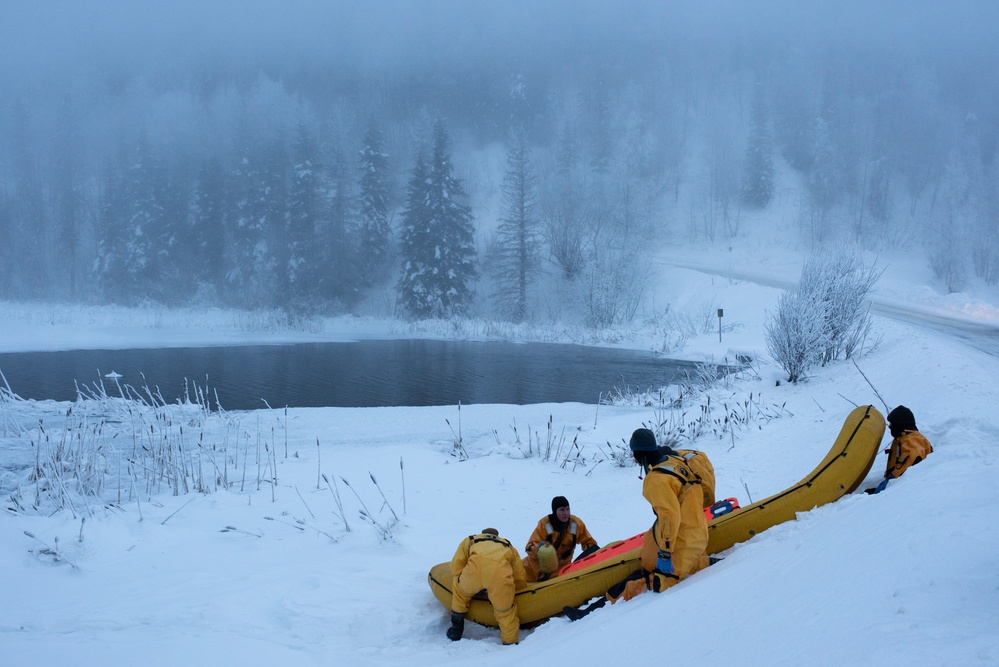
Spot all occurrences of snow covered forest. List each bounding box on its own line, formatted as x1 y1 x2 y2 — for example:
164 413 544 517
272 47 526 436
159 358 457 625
1 2 997 321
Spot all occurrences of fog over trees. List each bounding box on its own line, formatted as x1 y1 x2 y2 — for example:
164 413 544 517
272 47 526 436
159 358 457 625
1 1 996 321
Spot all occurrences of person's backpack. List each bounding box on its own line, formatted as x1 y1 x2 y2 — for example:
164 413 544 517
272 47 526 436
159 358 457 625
676 449 716 508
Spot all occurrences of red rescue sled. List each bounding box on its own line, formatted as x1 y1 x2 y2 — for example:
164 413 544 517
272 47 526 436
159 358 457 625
559 498 740 577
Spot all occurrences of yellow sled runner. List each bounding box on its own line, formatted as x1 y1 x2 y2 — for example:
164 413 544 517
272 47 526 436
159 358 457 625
428 405 885 626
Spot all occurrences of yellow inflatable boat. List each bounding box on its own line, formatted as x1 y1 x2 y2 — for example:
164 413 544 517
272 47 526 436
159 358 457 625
428 405 885 626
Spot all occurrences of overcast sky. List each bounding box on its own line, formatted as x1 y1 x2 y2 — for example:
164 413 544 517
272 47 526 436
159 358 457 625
3 1 996 94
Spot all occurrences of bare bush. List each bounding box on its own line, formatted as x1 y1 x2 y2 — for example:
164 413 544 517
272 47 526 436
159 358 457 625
929 242 967 293
765 290 828 382
766 251 881 382
801 252 882 363
972 232 999 285
582 246 647 328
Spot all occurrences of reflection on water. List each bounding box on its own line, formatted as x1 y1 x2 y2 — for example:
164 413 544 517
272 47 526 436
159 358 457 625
0 340 704 409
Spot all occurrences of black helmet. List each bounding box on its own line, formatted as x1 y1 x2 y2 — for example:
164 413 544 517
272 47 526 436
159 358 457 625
887 405 917 437
629 428 658 452
551 495 569 513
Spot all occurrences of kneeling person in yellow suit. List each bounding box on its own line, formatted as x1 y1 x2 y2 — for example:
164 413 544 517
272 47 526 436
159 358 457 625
866 405 934 494
448 528 528 645
522 495 600 582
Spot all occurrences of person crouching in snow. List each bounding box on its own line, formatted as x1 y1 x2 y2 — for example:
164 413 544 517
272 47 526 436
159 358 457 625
522 495 599 582
563 428 709 621
447 528 527 645
866 405 934 494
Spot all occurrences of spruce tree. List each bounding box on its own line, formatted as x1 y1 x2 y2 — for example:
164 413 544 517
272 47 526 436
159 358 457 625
286 122 321 307
52 96 84 299
94 158 128 302
121 140 163 303
397 122 478 318
397 149 432 317
865 154 892 224
96 139 188 304
94 142 157 305
807 114 836 240
8 102 48 298
191 156 228 294
151 160 192 304
741 79 775 209
357 125 392 286
490 131 540 322
227 139 284 307
318 147 360 310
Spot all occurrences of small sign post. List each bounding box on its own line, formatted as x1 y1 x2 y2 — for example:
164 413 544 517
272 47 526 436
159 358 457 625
717 308 724 342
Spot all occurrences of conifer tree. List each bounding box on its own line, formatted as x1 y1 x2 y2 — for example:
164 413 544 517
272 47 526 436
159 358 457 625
52 96 85 299
741 79 775 209
807 115 836 244
94 158 128 301
191 156 228 293
227 139 284 307
321 148 360 309
397 122 478 318
286 122 321 307
7 102 48 298
397 149 431 316
490 131 540 322
91 136 189 305
121 140 166 303
865 154 892 225
357 125 392 286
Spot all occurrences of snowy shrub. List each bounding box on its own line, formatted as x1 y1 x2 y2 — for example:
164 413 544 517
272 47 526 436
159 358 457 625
801 252 881 363
765 290 828 382
972 228 999 285
766 251 881 382
929 243 967 293
582 246 646 328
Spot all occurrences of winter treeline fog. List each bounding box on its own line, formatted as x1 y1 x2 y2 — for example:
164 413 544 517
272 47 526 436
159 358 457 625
1 1 997 322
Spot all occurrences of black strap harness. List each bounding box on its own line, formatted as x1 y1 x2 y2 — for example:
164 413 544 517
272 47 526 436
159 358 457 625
649 461 698 486
469 533 513 549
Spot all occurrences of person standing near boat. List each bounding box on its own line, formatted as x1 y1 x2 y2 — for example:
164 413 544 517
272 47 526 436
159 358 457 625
866 405 934 494
564 428 709 620
672 447 716 572
446 528 527 645
522 495 600 582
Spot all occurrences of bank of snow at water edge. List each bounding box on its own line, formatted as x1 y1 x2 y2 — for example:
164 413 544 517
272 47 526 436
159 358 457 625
1 253 998 666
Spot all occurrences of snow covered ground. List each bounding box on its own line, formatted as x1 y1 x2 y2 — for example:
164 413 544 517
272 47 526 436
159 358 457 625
1 246 998 666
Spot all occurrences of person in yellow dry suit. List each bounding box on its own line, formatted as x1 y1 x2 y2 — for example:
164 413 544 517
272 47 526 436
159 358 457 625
673 447 716 570
866 405 934 494
447 528 528 645
522 495 600 582
563 428 709 621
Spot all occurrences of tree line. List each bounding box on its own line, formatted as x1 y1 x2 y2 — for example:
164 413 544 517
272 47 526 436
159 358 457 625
2 21 997 321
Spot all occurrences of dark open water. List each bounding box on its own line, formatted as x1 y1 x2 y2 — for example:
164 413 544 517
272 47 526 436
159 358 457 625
0 340 703 409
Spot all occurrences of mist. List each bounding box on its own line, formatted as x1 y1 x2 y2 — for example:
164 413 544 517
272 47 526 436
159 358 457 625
1 1 997 315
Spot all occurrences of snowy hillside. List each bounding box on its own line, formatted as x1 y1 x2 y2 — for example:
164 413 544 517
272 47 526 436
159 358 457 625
1 250 997 666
